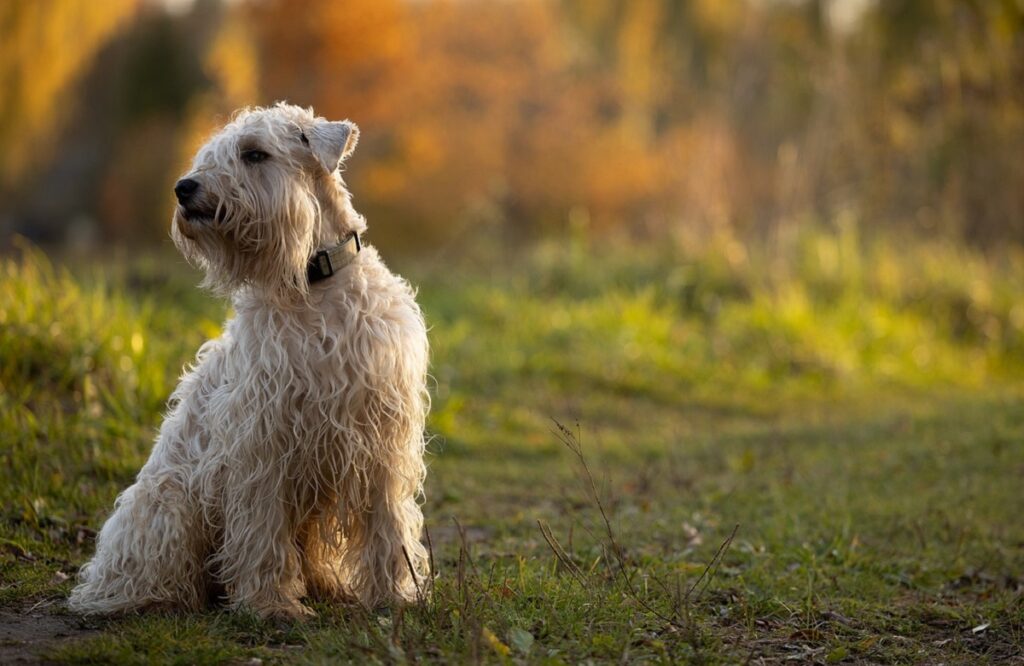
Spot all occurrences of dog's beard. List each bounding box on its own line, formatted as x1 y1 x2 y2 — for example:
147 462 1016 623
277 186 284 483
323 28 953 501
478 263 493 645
174 211 203 241
172 196 319 300
171 209 204 257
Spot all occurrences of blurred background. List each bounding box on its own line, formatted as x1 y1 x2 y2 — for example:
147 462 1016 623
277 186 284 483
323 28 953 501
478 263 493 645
2 0 1022 254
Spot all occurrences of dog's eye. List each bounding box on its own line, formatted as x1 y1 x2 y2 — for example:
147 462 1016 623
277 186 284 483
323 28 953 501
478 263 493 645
241 150 270 165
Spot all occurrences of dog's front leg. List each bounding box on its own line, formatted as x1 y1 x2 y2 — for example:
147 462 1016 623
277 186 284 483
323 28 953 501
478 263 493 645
369 476 429 606
337 315 431 608
341 464 429 608
216 456 311 620
68 476 205 614
69 338 229 615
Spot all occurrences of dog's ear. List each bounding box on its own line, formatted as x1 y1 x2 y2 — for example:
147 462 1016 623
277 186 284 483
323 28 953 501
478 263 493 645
306 120 359 172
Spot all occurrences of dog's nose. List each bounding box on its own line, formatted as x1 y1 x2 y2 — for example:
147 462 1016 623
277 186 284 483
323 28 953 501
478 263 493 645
174 178 200 203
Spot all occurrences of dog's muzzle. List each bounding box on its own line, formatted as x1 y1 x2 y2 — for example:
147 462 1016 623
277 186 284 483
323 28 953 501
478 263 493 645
174 178 219 225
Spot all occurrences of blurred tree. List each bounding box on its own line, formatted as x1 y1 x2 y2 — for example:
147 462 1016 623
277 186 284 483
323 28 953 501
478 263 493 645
251 0 689 241
0 0 138 189
2 0 243 243
849 0 1024 241
95 3 212 241
251 0 413 126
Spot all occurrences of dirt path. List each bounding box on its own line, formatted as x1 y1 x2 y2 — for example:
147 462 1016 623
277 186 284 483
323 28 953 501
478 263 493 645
0 603 100 665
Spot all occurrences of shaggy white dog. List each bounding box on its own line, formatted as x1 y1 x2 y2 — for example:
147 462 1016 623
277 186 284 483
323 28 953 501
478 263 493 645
68 103 430 619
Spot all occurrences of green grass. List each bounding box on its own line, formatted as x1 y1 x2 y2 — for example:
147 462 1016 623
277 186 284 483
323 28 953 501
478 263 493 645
1 229 1022 663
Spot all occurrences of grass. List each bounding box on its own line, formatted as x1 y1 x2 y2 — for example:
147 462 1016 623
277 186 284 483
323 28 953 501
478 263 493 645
1 227 1022 663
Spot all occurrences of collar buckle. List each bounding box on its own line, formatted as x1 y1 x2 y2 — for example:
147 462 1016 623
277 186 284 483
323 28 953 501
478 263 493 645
313 249 334 279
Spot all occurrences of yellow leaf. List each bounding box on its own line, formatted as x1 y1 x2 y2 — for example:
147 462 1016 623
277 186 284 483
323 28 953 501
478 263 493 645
482 627 511 657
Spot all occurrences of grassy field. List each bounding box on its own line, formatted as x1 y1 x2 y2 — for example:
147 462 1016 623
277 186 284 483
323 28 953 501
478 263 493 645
1 229 1023 664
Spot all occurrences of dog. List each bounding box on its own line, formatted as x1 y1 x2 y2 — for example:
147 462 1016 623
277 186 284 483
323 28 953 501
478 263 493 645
68 103 430 619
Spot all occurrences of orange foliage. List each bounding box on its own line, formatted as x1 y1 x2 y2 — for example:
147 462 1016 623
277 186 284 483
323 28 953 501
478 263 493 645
249 0 686 238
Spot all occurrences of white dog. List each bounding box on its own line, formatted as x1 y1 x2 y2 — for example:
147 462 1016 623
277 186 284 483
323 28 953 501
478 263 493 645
68 103 430 619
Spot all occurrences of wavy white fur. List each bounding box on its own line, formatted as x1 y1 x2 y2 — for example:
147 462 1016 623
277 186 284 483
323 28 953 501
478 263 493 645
68 104 430 619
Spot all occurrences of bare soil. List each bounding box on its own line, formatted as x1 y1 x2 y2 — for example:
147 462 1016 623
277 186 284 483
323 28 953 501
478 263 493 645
0 604 100 665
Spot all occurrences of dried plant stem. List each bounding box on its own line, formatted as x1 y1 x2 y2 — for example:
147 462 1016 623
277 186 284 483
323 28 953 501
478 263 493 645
550 418 739 629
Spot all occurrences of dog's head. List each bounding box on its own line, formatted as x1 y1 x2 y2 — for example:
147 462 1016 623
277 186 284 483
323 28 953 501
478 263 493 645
172 103 364 298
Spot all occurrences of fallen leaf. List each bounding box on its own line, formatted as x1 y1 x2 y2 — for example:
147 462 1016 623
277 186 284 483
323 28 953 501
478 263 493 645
855 635 878 651
681 522 703 546
482 627 510 657
508 626 534 655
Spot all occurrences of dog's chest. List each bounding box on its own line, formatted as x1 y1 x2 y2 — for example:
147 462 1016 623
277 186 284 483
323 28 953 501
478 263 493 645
202 266 423 443
225 306 346 386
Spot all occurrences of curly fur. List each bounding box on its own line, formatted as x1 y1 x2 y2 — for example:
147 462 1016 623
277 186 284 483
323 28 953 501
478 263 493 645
68 104 430 619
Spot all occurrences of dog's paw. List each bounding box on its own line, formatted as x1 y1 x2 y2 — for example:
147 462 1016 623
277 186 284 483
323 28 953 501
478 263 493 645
257 600 316 623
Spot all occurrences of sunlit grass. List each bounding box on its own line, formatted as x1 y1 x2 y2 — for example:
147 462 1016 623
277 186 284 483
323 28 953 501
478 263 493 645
421 227 1023 450
0 243 223 541
1 229 1022 663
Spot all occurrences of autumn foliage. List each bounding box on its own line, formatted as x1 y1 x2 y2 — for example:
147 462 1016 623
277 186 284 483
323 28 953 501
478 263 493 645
1 0 1022 249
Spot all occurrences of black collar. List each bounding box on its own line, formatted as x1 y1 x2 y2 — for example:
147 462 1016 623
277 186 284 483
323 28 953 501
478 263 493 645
307 232 361 283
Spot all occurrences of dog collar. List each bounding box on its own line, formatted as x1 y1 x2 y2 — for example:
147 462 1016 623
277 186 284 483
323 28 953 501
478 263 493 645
307 232 361 283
